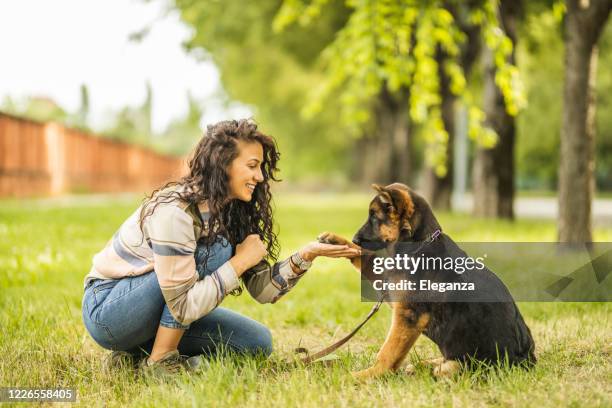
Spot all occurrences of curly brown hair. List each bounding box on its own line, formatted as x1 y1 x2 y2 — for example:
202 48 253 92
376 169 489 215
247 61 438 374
139 119 281 265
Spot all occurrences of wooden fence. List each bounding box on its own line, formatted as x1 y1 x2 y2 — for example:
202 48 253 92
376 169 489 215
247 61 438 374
0 112 187 197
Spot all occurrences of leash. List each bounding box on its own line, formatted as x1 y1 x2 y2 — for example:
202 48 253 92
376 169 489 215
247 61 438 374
294 229 442 365
294 299 382 364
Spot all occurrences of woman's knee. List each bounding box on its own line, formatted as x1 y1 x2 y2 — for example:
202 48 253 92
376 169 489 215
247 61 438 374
214 319 273 357
186 308 273 357
82 291 114 350
246 323 273 357
227 314 273 357
83 273 163 351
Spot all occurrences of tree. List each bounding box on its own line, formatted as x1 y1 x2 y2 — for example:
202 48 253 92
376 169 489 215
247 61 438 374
421 47 457 210
472 0 524 219
143 80 153 138
103 82 155 145
558 0 612 243
154 92 204 156
275 0 522 190
515 3 612 191
165 0 522 185
0 95 68 123
355 86 412 186
169 0 352 181
422 2 482 210
75 84 90 130
0 87 91 131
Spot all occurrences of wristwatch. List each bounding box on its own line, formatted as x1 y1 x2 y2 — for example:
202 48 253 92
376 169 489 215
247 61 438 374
291 251 312 272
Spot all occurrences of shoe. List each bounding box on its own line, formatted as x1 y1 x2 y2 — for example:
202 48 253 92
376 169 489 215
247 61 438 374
185 355 206 371
139 350 203 378
104 350 136 372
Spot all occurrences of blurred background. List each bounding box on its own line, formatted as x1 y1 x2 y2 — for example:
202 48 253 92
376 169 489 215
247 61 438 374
1 0 611 243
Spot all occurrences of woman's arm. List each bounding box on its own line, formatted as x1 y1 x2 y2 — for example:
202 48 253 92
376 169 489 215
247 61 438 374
242 243 360 304
241 257 301 304
147 205 244 326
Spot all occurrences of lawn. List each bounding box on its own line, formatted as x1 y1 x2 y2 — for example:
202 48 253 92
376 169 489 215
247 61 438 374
0 193 610 407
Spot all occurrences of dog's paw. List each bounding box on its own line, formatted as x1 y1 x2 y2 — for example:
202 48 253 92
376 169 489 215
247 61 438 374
351 365 389 382
351 368 375 382
432 360 461 379
402 363 417 375
317 232 349 246
403 356 444 375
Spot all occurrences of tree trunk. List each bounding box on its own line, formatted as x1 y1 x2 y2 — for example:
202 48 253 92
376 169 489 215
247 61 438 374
558 0 612 243
355 87 411 186
472 0 520 219
423 3 480 211
388 90 411 184
422 54 454 210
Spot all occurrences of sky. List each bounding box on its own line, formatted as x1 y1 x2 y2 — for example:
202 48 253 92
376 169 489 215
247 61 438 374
0 0 251 133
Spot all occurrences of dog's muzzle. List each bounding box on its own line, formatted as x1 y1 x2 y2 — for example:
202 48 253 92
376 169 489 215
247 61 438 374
355 240 388 252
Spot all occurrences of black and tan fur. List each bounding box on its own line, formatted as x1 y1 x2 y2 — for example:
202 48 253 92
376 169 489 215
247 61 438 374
319 183 536 380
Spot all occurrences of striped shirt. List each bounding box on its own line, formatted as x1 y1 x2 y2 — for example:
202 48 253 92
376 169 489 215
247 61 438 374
85 189 305 325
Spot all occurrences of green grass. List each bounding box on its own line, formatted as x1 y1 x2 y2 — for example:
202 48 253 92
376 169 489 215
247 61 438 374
0 193 610 407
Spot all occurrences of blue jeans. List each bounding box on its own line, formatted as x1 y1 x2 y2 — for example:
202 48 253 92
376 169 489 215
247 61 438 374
82 238 273 358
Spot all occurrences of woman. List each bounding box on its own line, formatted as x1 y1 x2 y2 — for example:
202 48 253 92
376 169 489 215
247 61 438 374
82 119 359 376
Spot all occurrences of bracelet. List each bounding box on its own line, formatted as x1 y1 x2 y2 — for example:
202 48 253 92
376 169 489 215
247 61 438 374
291 252 312 272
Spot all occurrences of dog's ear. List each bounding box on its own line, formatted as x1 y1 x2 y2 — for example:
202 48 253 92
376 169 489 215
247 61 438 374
402 210 421 237
372 184 394 209
385 187 415 235
386 187 414 218
371 184 386 195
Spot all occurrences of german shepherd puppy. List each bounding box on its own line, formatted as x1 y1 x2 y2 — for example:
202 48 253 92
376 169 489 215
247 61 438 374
319 183 536 380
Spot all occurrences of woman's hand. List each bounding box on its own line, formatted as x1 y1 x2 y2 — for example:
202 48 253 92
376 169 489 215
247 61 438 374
230 234 267 276
299 242 361 262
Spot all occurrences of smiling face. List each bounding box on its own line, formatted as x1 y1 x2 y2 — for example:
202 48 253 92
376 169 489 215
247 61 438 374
227 140 264 202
